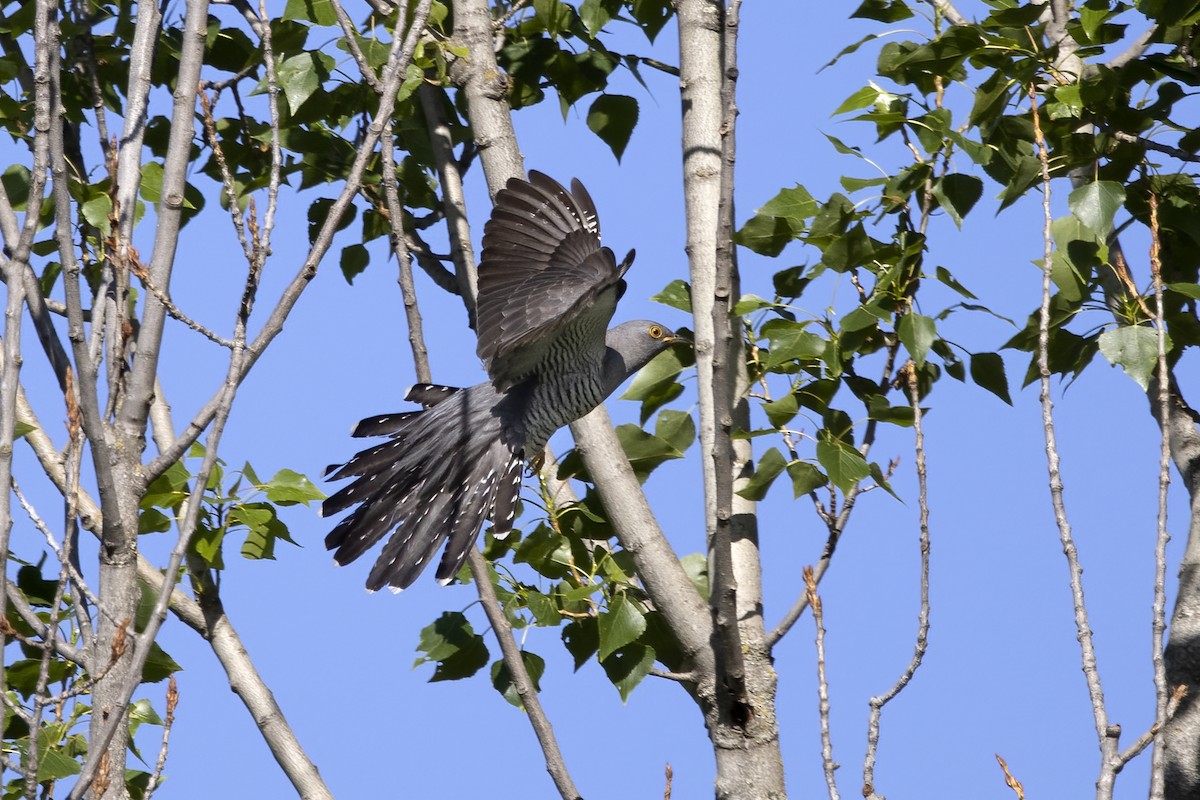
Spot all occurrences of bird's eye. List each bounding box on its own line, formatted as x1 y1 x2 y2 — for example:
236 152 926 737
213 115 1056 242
648 325 664 339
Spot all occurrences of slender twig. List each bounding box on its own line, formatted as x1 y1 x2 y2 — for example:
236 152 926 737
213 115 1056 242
141 676 178 800
0 0 51 718
419 84 479 318
995 754 1026 800
143 0 434 485
381 121 432 381
1148 192 1171 799
805 566 839 800
766 344 900 649
2 579 87 667
1031 84 1117 798
145 390 332 799
329 0 378 90
1107 130 1200 163
863 363 932 800
467 550 583 800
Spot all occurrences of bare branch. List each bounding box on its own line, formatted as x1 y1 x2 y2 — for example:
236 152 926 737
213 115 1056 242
1108 24 1159 69
144 0 434 483
467 550 583 800
1107 130 1200 163
1031 84 1116 798
379 124 432 381
419 84 480 319
141 676 178 800
863 363 932 800
1148 192 1170 799
805 567 840 800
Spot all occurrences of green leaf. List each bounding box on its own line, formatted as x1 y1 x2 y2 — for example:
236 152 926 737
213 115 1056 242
655 410 696 453
307 198 357 245
969 352 1012 404
262 468 325 505
1098 325 1166 390
736 447 787 501
652 279 692 312
851 0 913 22
787 461 827 497
340 244 369 284
935 266 977 299
760 185 818 225
598 594 646 661
763 322 826 368
833 85 881 116
587 94 638 161
932 174 983 228
282 0 337 25
142 641 182 683
734 214 798 257
415 612 490 682
1068 181 1125 239
898 313 936 368
816 439 870 493
562 618 599 670
680 553 709 600
1168 282 1200 299
733 294 773 315
138 508 172 535
579 0 619 33
81 192 113 237
276 52 323 113
491 651 545 708
32 745 80 782
600 643 655 701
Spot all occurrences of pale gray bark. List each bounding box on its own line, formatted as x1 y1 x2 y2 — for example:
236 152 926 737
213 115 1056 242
678 0 784 795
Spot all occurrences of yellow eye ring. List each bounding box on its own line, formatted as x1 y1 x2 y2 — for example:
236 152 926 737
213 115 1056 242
648 325 664 339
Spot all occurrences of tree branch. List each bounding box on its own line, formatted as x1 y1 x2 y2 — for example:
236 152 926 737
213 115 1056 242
1031 84 1117 799
863 364 932 800
143 0 433 484
467 550 582 800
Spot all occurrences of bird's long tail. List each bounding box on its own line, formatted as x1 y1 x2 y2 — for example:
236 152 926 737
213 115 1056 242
322 383 524 591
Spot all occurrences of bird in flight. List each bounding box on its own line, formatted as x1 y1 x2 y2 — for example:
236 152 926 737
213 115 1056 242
322 172 682 591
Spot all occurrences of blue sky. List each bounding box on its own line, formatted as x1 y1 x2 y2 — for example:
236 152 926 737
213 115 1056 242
13 1 1194 797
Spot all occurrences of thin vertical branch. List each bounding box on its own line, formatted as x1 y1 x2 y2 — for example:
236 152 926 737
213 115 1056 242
708 0 749 718
466 550 582 800
1 0 53 716
805 566 839 800
381 121 432 382
1148 192 1170 800
141 676 178 800
142 0 433 483
863 363 932 800
419 84 479 320
1031 84 1117 798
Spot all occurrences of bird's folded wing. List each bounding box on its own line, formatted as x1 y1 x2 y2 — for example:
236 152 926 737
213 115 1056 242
477 172 629 390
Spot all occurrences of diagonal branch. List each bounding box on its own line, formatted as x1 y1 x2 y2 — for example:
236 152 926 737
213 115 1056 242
143 0 433 484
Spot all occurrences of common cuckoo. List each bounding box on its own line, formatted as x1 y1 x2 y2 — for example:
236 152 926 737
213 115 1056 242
322 172 681 591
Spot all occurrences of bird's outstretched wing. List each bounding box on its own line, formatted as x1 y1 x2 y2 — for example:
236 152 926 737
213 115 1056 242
477 171 633 391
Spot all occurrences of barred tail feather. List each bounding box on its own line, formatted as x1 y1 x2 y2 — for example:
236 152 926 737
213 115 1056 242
323 382 525 591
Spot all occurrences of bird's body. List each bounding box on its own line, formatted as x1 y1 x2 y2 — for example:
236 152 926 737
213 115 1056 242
323 172 679 591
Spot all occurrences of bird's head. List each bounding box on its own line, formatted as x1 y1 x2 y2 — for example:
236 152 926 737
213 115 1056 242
605 320 687 380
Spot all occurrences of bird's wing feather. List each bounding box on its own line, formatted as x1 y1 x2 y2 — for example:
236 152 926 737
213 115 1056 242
477 171 631 390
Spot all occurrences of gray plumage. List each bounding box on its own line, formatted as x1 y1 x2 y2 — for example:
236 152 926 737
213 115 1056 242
323 172 680 591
